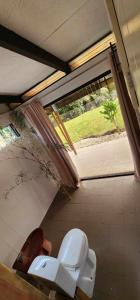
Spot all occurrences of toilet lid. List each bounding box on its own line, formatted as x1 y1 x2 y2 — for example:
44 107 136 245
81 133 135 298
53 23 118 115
58 229 88 268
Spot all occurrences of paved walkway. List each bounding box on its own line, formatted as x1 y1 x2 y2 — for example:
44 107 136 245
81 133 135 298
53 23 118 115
69 136 134 178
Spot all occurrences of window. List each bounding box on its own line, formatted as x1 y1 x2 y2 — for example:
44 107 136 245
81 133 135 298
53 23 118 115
0 124 20 149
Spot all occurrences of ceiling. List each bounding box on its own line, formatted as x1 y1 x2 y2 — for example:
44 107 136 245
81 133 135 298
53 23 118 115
0 47 55 94
0 0 111 100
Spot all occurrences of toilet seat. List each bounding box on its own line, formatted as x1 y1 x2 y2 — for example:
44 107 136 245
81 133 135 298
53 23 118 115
58 229 88 269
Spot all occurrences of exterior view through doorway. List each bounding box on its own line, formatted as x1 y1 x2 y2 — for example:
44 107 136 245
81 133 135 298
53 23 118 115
45 71 134 179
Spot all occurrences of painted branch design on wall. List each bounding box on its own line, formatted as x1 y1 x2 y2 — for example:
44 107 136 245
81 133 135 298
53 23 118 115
0 113 60 202
7 143 59 182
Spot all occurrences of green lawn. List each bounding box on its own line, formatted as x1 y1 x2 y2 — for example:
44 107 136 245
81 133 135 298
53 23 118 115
56 102 125 143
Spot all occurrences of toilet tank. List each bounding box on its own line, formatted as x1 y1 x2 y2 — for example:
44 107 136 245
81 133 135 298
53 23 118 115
58 229 88 269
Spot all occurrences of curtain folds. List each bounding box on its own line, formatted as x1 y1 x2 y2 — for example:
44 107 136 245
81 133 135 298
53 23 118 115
23 101 80 188
109 47 140 180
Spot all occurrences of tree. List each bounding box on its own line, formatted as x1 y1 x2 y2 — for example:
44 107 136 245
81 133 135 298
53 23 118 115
58 99 84 120
100 100 120 132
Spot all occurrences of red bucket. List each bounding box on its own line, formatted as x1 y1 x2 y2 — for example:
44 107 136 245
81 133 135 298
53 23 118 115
13 228 52 273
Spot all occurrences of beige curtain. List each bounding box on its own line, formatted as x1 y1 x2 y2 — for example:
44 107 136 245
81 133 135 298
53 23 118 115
23 101 80 188
109 47 140 180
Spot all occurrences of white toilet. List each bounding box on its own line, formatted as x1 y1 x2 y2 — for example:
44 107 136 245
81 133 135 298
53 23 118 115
28 228 96 298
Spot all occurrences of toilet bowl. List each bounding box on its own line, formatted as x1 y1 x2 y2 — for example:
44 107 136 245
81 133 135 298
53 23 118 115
28 228 96 298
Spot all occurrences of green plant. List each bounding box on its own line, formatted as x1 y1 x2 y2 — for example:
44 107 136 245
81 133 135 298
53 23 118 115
56 101 124 143
100 100 120 132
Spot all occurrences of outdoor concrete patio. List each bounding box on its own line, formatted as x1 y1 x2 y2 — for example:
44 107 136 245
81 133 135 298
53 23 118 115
69 136 134 177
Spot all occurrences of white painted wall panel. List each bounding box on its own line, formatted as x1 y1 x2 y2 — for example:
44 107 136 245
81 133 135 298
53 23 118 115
0 112 60 268
114 0 140 107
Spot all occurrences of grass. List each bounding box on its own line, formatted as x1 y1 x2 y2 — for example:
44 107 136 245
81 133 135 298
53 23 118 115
56 101 125 143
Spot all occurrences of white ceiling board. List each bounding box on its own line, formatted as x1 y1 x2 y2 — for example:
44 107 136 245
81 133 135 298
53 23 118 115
0 47 55 94
0 0 110 60
0 0 86 52
44 0 111 60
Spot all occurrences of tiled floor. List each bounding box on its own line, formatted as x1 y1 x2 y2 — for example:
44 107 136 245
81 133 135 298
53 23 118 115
41 175 140 300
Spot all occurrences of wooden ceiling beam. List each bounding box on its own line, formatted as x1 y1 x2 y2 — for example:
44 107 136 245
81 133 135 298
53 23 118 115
0 95 23 104
0 25 71 73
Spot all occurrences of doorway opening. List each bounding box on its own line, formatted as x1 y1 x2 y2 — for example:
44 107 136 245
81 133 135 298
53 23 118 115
45 72 134 179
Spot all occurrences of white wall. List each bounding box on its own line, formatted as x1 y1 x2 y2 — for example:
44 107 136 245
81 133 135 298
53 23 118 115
113 0 140 108
0 112 60 268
